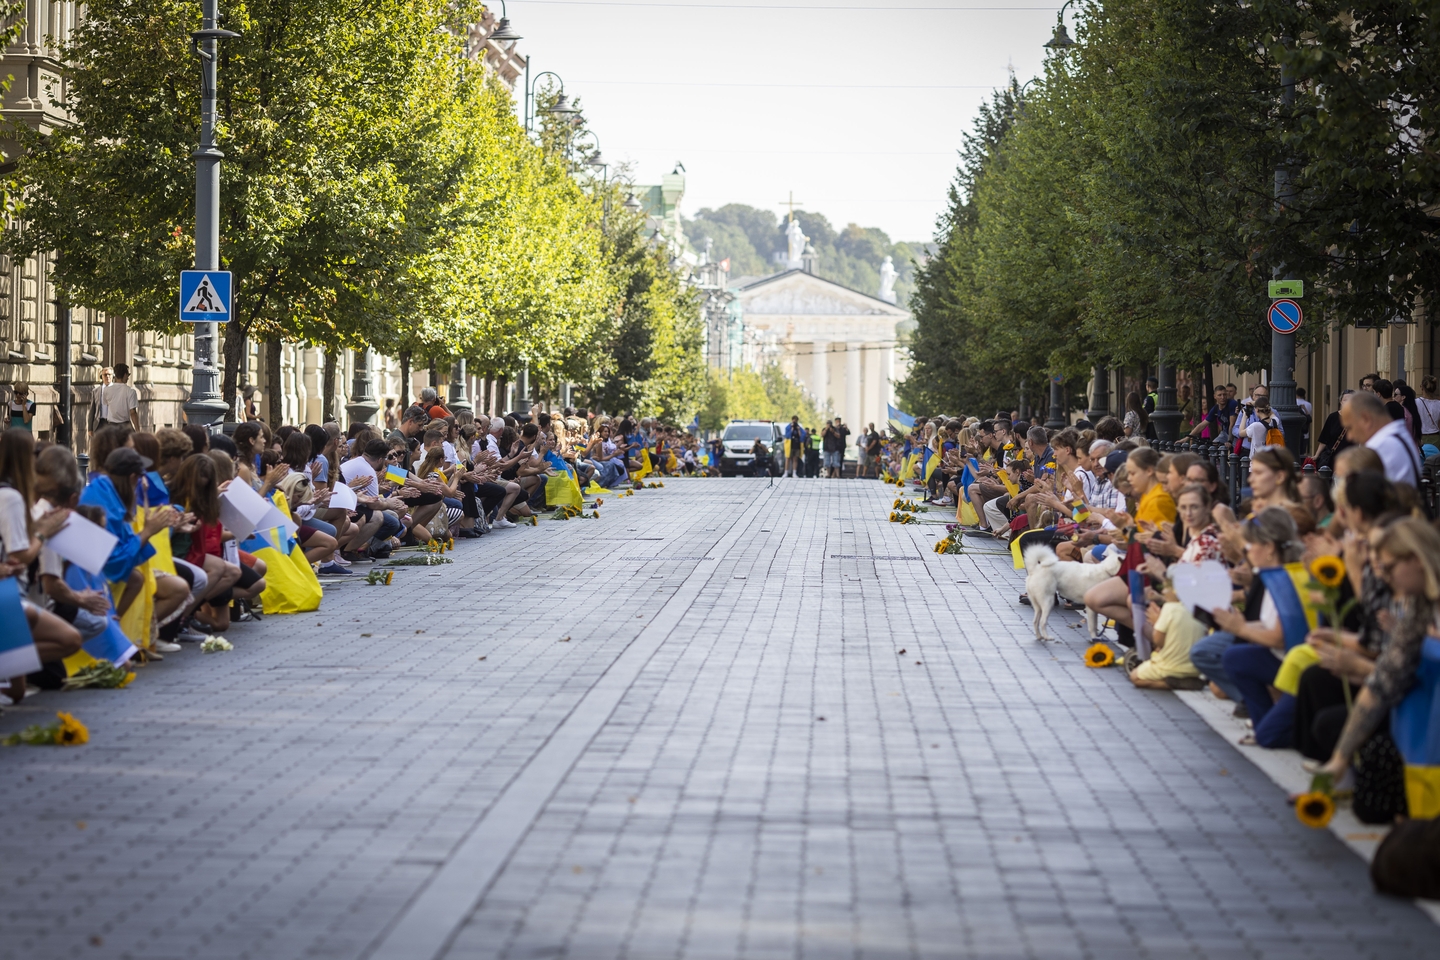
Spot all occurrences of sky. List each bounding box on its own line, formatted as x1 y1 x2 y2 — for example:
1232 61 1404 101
507 0 1062 244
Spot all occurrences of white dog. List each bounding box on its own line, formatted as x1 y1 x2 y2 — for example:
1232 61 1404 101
1022 544 1122 641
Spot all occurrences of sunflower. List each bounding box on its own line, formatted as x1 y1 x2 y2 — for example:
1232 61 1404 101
1310 556 1346 589
55 712 89 746
385 570 394 585
1084 643 1115 668
1295 790 1335 828
117 672 136 689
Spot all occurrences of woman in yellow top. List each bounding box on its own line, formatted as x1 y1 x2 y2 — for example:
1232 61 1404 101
1128 447 1177 527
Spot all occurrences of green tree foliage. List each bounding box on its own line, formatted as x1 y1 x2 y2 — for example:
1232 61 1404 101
699 364 823 432
1254 0 1440 327
903 0 1332 415
579 210 704 422
4 0 699 422
910 0 1440 417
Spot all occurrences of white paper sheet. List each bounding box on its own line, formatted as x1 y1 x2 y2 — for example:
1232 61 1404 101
46 512 120 576
1170 560 1233 615
328 482 357 510
220 482 281 540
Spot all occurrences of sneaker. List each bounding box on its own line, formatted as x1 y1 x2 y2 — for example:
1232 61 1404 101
494 517 517 529
330 551 352 568
176 626 209 643
153 640 182 653
317 562 350 576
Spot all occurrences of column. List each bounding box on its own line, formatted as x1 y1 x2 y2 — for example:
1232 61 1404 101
863 343 882 431
845 341 862 432
879 345 894 416
811 340 829 415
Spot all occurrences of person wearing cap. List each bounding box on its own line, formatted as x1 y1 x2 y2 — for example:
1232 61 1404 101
79 447 189 633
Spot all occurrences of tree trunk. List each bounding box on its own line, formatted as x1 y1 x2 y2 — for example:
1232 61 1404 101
323 348 338 423
496 377 508 415
399 351 411 409
266 339 283 425
221 321 248 422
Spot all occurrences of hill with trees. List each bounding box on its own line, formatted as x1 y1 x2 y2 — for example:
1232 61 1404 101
685 204 931 306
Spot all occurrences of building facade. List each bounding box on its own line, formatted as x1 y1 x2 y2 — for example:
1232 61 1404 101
731 269 910 431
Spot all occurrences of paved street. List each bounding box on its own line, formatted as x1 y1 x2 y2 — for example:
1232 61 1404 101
2 478 1435 960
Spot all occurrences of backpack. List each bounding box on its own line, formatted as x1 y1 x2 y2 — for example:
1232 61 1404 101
1262 417 1285 448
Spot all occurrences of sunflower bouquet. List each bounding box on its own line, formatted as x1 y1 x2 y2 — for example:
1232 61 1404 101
62 662 136 690
552 504 584 520
365 569 396 585
2 711 89 747
889 512 919 524
932 533 964 555
891 499 928 514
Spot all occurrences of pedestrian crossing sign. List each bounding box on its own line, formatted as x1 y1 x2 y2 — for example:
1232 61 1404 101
179 270 232 322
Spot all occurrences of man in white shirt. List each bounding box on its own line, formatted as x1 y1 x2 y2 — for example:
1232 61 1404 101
100 363 140 429
1343 390 1422 487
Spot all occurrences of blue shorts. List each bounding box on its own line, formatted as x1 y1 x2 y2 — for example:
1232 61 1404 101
823 451 843 469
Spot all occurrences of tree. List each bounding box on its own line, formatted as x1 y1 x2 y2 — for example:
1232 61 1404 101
1252 0 1440 327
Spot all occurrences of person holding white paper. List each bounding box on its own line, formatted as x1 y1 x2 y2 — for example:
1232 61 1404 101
1129 484 1226 691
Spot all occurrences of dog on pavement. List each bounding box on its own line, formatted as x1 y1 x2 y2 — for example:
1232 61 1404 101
1022 544 1122 641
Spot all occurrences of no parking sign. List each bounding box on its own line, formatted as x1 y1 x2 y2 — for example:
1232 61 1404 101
1267 298 1303 335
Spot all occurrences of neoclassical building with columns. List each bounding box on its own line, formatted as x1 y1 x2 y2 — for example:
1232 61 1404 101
730 269 911 430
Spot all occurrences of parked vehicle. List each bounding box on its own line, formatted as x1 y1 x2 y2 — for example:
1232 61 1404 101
717 420 784 477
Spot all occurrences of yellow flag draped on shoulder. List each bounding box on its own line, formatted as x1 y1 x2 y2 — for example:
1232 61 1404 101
546 468 584 508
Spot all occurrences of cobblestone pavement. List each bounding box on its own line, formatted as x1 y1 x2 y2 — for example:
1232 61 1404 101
1 478 1434 960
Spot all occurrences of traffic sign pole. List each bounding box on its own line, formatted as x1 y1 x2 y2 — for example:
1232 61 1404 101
182 0 238 429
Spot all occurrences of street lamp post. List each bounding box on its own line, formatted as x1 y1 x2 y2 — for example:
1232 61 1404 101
523 68 576 135
345 347 380 426
448 359 472 412
1045 376 1066 429
182 0 239 428
1151 349 1182 441
1087 361 1110 421
1269 44 1306 458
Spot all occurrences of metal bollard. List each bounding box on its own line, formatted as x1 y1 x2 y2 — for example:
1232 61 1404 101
1239 456 1251 507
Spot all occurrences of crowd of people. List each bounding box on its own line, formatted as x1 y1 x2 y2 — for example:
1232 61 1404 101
0 388 710 708
884 377 1440 890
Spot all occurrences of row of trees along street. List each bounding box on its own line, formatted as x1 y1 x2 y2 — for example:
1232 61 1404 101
900 0 1440 420
1 0 705 424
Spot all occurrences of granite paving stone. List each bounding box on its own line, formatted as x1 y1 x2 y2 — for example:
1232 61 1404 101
0 478 1434 959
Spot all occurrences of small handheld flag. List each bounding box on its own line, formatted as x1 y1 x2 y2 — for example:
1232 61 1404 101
1072 503 1091 524
384 465 408 485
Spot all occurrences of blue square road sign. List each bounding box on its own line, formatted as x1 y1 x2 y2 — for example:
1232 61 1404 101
179 270 232 322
